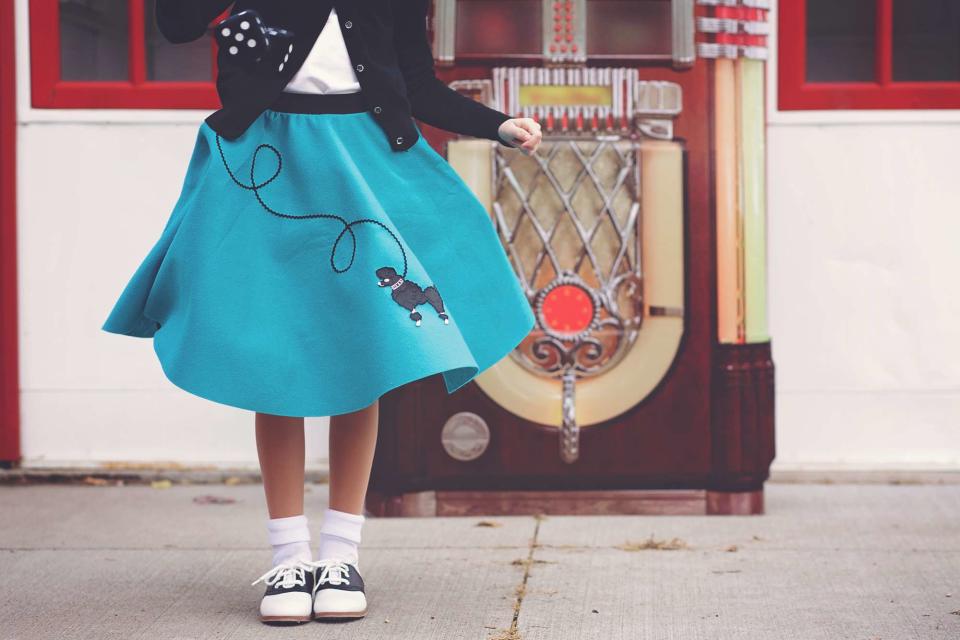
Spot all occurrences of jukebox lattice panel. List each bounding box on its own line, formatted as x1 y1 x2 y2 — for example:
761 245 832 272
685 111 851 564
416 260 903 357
368 0 775 517
497 137 647 463
450 71 686 464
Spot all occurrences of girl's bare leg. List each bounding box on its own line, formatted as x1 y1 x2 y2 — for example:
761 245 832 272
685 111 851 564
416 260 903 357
255 413 306 518
328 398 379 515
311 400 378 617
253 413 313 622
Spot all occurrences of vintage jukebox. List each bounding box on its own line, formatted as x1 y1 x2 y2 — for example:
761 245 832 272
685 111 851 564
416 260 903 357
367 0 775 516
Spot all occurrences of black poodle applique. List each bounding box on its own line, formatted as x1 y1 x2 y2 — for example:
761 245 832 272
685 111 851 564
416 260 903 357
376 267 449 327
216 134 451 328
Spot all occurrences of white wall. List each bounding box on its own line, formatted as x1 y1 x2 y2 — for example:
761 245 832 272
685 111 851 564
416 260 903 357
16 123 332 468
765 1 960 471
767 123 960 470
12 0 960 471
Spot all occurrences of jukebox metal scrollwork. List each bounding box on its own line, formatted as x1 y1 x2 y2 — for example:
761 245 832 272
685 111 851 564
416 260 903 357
447 70 686 463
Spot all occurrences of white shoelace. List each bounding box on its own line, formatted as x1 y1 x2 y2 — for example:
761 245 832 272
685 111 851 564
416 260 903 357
309 558 352 587
250 559 315 590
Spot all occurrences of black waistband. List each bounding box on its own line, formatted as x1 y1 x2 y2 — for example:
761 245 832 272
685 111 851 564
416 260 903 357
269 91 368 114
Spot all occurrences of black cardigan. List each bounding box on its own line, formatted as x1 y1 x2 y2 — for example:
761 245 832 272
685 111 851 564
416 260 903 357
156 0 513 151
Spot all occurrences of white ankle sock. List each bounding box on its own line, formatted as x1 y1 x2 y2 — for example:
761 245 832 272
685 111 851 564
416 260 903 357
266 514 312 567
317 507 365 568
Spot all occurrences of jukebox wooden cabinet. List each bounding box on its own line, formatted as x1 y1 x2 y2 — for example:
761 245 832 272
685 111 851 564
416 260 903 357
367 0 775 516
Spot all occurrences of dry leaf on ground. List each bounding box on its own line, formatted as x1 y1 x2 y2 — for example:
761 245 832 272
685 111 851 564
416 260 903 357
615 535 689 551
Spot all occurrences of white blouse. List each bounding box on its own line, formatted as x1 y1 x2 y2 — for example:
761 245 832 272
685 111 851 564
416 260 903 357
283 7 361 95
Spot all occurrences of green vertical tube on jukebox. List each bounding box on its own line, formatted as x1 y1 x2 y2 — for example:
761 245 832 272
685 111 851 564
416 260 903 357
737 58 769 343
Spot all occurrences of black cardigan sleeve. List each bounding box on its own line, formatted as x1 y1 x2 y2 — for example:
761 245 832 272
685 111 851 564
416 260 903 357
155 0 235 44
392 0 513 146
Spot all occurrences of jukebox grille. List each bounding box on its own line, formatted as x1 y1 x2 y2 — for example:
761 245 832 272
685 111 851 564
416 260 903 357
492 137 643 378
455 67 684 462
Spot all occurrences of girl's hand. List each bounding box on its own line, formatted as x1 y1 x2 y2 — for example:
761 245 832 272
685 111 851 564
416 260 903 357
498 118 543 155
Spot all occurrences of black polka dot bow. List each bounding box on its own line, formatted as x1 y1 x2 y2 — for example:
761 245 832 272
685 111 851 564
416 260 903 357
212 10 294 69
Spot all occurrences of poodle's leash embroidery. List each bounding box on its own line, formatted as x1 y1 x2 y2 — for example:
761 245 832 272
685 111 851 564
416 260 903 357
215 133 408 279
214 134 449 327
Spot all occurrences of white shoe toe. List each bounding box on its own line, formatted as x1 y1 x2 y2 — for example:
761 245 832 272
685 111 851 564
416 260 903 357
313 589 367 617
260 591 313 621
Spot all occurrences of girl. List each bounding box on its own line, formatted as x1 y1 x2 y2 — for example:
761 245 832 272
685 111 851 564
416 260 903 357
101 0 541 626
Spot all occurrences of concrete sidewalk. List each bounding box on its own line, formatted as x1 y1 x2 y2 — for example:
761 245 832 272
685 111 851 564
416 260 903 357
1 483 957 640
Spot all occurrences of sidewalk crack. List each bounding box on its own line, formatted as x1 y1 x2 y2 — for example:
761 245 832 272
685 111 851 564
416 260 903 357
491 515 543 640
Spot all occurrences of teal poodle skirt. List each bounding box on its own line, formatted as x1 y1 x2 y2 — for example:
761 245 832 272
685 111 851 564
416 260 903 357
102 92 535 417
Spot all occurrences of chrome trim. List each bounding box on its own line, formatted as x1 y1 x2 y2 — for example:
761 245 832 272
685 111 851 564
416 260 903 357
741 46 769 61
560 370 579 463
672 0 696 67
441 412 491 462
696 16 770 35
636 81 683 140
648 305 685 318
742 21 771 36
696 16 740 34
698 0 771 8
636 81 683 117
638 119 673 140
447 78 496 109
533 275 602 343
697 43 768 61
432 0 456 64
697 42 739 59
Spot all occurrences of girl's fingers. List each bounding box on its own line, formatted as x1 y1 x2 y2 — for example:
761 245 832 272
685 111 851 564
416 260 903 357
507 118 542 154
521 128 541 153
496 118 543 154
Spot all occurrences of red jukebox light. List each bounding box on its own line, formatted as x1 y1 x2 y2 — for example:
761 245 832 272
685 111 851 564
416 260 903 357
538 281 597 339
368 0 775 517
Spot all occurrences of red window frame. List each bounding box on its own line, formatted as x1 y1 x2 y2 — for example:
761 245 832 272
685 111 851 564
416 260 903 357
2 0 20 463
30 0 221 109
779 0 960 110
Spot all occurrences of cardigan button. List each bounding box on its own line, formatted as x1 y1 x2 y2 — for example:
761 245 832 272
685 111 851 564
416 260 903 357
355 63 364 72
344 20 353 29
396 136 404 145
373 106 382 114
